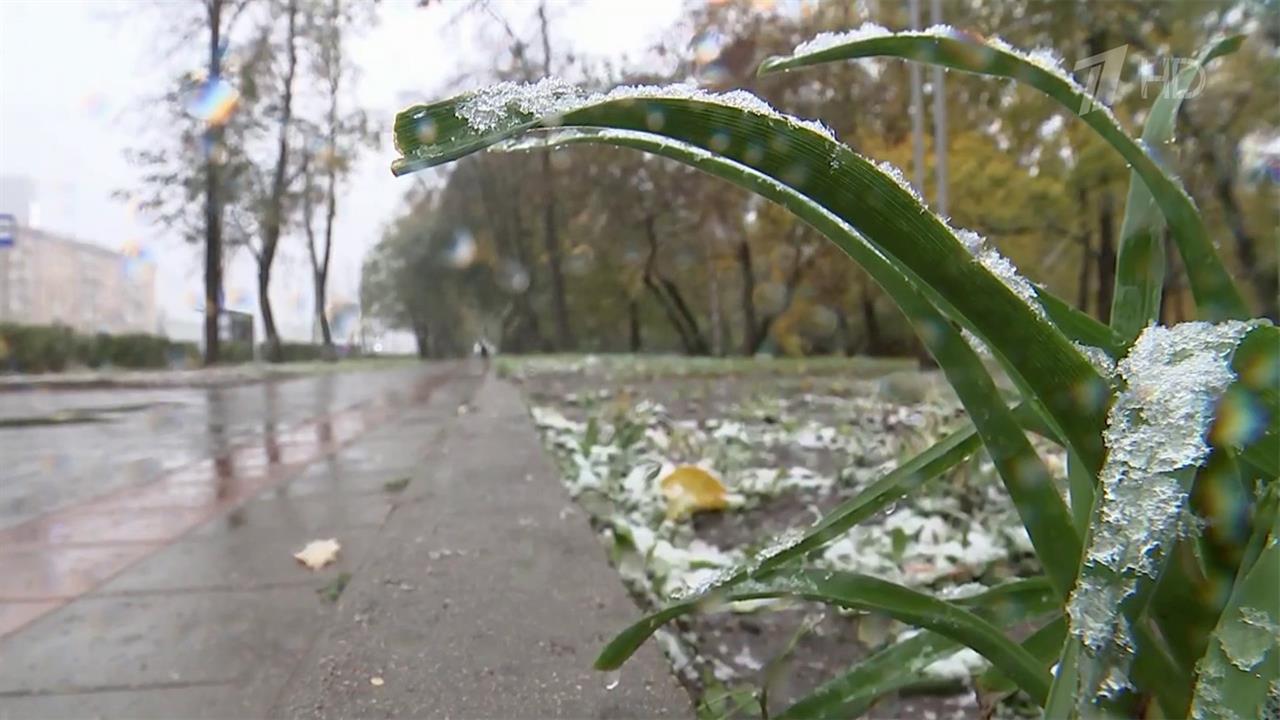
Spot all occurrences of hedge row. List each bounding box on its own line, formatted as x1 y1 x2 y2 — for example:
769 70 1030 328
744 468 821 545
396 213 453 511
0 323 196 373
0 323 345 373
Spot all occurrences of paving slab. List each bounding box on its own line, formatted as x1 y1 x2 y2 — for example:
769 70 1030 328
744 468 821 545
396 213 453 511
190 492 394 538
0 586 329 693
95 528 379 595
273 375 689 719
0 363 483 719
0 365 688 718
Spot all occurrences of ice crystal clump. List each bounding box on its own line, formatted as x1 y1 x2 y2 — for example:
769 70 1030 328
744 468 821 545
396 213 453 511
791 23 891 56
953 228 1048 320
1218 606 1278 671
453 79 838 142
923 648 988 681
1068 320 1260 669
604 83 837 140
962 328 993 359
1074 342 1117 379
872 158 924 202
455 77 590 133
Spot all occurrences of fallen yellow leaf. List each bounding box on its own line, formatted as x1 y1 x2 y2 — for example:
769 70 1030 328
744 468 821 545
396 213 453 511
370 676 385 687
660 465 728 520
294 538 341 570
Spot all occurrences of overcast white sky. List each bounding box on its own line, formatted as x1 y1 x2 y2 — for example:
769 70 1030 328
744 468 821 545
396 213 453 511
0 0 685 341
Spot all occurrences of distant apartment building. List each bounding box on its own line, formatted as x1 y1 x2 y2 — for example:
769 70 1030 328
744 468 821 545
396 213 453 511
0 225 157 335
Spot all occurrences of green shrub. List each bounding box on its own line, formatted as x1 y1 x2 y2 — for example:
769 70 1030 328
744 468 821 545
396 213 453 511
0 323 197 372
220 340 255 364
0 322 77 373
392 28 1276 719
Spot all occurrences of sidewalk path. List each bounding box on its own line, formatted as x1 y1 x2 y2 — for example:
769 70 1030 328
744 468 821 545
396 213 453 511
272 374 688 718
0 367 687 718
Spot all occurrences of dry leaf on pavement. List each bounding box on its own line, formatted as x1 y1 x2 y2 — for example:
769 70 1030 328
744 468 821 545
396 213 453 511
294 538 341 570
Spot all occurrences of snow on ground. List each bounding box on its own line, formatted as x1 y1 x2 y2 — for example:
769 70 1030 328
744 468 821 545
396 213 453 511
510 355 1061 714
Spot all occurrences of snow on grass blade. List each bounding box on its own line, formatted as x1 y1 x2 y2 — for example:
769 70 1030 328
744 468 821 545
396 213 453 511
392 84 1110 476
595 569 1054 705
1064 320 1267 713
759 26 1249 326
1111 36 1246 343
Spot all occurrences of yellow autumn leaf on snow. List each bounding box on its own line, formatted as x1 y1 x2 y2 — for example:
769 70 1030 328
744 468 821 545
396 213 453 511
660 465 728 520
294 538 341 570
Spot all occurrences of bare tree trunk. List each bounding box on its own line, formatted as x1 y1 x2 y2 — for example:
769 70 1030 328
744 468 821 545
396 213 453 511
707 247 725 356
257 0 300 363
860 282 881 354
736 238 758 355
1076 190 1093 314
1207 141 1277 319
835 307 857 356
202 0 225 366
1095 192 1116 325
473 159 546 351
643 215 707 354
411 317 430 358
749 229 815 355
313 0 341 353
536 3 574 350
627 297 641 352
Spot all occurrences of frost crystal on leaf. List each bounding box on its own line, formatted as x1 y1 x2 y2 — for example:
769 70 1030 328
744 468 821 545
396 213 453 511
456 79 837 142
922 648 988 681
791 23 892 56
1074 342 1117 379
953 228 1047 320
1219 606 1278 671
1068 320 1262 684
872 159 923 202
456 78 590 133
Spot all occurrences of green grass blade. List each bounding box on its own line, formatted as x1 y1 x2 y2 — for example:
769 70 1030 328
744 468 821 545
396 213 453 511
1147 324 1279 680
976 617 1067 698
1043 640 1080 718
392 87 1109 475
759 29 1249 324
784 582 1061 719
1188 484 1280 720
1035 290 1125 358
597 571 1054 705
1110 36 1246 341
781 630 956 719
1230 324 1279 480
1063 321 1267 714
509 127 1082 596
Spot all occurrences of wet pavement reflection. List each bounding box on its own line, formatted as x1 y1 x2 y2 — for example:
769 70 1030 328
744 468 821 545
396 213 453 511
0 365 455 638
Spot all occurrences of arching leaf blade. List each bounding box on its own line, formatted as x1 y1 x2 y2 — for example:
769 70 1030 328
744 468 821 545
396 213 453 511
392 91 1110 475
502 126 1080 597
595 571 1054 705
1111 36 1246 341
759 31 1249 325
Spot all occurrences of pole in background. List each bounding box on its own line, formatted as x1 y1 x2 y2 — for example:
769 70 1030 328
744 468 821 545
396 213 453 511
909 0 925 195
930 0 948 217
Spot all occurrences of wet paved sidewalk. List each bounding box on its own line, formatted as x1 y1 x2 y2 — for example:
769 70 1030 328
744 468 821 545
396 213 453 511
0 362 479 717
0 366 688 718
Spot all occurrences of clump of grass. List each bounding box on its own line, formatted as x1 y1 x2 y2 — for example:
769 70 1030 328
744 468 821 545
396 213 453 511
391 28 1276 719
317 572 352 603
382 477 411 493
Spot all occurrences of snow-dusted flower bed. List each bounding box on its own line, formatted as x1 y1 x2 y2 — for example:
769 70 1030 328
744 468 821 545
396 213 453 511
513 357 1063 711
